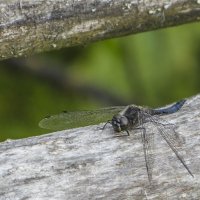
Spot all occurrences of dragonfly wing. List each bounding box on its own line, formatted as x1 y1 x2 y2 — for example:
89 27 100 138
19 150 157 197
139 113 154 183
39 106 125 131
144 114 185 147
144 113 193 177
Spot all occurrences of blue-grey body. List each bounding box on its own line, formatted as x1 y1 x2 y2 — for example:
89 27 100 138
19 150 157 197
152 99 186 115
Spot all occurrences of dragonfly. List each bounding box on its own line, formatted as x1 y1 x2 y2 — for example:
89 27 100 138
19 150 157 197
39 99 193 182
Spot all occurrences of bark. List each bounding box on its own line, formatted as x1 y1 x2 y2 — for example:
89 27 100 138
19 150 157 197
0 95 200 199
0 0 200 60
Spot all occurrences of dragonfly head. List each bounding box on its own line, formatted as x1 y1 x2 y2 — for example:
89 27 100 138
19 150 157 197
111 114 129 132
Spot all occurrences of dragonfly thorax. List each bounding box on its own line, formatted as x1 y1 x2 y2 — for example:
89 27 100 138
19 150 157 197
111 114 129 132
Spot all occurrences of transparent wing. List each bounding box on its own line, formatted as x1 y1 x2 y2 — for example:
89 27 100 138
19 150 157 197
139 112 154 183
144 114 185 147
39 106 125 131
143 112 193 177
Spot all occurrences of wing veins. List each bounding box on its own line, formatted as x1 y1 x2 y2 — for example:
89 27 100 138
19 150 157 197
144 112 193 177
139 112 154 183
39 106 124 130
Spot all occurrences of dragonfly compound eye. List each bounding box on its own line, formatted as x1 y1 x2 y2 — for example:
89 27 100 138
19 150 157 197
112 115 129 132
112 115 121 132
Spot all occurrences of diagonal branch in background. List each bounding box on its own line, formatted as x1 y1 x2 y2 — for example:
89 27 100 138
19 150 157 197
0 95 200 199
0 0 200 60
3 58 129 105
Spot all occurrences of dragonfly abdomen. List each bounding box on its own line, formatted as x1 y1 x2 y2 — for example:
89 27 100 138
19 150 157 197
152 99 186 115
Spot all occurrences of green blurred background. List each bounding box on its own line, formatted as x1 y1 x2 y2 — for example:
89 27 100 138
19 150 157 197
0 22 200 142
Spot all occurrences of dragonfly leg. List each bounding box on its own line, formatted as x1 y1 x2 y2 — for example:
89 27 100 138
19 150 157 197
114 130 130 137
126 130 130 136
100 120 112 130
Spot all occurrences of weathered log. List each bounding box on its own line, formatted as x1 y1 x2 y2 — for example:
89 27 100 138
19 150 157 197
0 95 200 199
0 0 200 60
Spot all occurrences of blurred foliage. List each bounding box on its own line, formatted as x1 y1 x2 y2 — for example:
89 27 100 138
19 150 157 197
0 22 200 142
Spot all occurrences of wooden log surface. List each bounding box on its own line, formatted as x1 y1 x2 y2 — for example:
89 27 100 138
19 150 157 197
0 0 200 60
0 95 200 199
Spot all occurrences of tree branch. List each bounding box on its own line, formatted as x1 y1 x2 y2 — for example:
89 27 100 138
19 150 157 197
0 95 200 199
3 58 128 105
0 0 200 60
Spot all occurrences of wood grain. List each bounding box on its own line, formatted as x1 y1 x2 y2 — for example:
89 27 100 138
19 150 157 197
0 0 200 60
0 95 200 199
